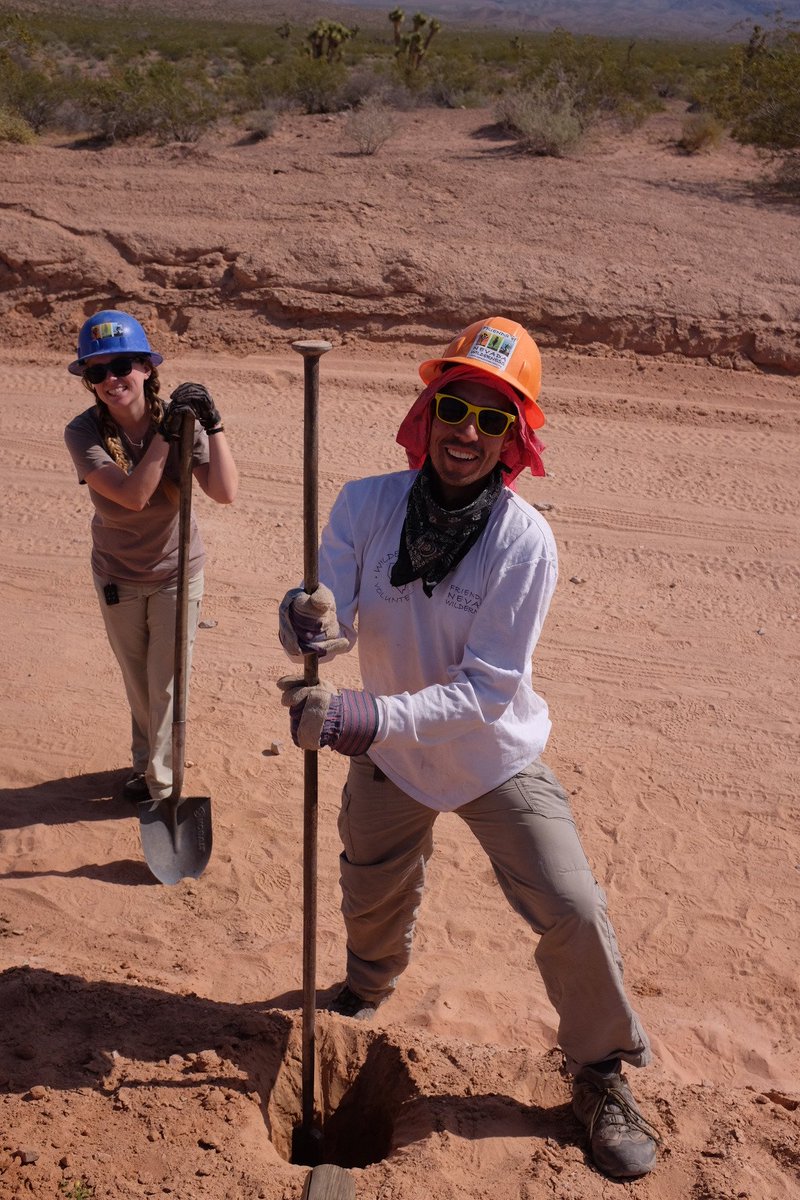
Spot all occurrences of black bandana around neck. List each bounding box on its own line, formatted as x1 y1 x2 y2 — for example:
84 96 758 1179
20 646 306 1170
390 460 504 597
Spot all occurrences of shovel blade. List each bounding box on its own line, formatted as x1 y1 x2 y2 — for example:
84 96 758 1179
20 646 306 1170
139 795 212 885
301 1163 356 1200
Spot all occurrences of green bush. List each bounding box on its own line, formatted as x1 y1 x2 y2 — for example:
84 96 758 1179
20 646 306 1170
275 55 348 113
0 104 34 143
770 151 800 197
496 80 584 156
81 61 220 142
0 63 68 132
241 106 279 141
677 110 724 153
704 24 800 152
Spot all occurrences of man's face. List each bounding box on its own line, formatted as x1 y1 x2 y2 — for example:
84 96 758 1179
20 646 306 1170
427 378 517 507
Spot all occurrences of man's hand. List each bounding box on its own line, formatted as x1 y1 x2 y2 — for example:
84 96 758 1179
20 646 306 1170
279 584 349 659
169 382 223 433
277 676 379 756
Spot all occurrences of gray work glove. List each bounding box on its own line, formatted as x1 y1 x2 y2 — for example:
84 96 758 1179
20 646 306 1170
278 584 349 660
277 676 379 756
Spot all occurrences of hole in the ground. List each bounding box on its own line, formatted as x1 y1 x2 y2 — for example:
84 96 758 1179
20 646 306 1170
270 1025 416 1169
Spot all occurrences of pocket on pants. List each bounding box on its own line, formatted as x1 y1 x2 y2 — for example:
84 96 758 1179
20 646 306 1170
495 759 576 823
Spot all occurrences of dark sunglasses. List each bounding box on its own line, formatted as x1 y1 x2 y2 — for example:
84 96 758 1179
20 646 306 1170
434 392 517 438
83 355 146 385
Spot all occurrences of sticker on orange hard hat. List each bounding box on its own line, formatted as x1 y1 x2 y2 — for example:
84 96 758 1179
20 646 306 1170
467 326 518 371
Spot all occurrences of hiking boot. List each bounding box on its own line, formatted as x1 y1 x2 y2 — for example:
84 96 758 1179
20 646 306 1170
326 984 382 1021
572 1063 660 1178
123 772 150 802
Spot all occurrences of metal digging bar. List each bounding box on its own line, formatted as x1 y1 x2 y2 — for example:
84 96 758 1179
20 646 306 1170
289 340 355 1199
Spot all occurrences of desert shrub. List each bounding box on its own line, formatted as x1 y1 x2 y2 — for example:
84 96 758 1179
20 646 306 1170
419 52 484 108
80 61 220 143
704 23 800 153
336 63 393 109
275 55 348 113
0 63 66 132
241 106 279 141
0 104 34 143
344 97 400 154
518 29 657 120
769 151 800 197
678 110 723 153
496 80 584 156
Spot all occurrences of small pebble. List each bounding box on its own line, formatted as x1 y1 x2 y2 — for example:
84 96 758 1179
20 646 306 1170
198 619 218 629
569 576 586 585
263 742 284 756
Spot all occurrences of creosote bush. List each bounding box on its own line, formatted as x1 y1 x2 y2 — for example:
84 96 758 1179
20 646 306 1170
1 4 795 167
344 97 400 154
0 104 35 143
242 106 279 141
678 110 724 153
496 81 585 156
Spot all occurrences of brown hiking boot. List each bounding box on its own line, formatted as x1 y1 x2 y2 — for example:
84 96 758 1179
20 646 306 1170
326 984 383 1021
572 1064 660 1178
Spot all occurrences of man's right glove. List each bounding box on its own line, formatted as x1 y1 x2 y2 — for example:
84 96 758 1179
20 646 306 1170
279 584 349 659
277 676 379 756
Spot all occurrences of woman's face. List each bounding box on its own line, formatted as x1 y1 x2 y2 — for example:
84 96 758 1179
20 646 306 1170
86 355 151 420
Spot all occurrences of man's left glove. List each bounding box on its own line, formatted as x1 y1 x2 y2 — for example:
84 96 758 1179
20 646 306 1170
277 676 379 756
169 382 223 433
279 584 349 659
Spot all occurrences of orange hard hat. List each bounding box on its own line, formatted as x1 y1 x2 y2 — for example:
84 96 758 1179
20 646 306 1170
419 316 544 430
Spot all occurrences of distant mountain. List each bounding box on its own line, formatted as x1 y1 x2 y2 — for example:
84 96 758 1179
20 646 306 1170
330 1 796 40
12 0 797 40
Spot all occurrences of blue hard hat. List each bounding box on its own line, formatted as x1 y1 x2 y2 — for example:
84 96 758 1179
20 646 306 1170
68 309 163 376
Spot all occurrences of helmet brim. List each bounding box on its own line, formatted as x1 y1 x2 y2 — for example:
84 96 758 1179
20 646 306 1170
419 355 545 430
67 351 163 377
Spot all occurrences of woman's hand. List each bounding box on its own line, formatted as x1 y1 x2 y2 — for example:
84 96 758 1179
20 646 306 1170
169 383 223 433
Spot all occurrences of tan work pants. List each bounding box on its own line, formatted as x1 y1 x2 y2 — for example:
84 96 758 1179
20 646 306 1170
338 755 651 1073
93 571 204 801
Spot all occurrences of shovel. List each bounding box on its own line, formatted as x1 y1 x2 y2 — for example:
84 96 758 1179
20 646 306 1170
139 409 213 886
289 341 355 1199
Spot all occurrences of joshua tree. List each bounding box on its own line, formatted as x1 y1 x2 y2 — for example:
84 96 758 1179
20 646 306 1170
306 19 356 62
388 8 405 46
394 10 441 69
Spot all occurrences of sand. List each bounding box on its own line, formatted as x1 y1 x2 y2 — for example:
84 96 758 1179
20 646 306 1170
0 103 799 1198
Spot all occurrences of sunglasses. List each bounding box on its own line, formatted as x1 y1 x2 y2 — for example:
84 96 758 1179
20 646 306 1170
83 356 146 385
434 392 517 438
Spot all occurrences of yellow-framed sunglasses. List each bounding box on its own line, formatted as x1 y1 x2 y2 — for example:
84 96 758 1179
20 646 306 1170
433 392 517 438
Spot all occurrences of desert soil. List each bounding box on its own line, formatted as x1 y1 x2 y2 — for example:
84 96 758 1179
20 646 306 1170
0 103 798 1199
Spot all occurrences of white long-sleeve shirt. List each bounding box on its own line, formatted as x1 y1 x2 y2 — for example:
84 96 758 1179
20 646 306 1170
318 469 558 812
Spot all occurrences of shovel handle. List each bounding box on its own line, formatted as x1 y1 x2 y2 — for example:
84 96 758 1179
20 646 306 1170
292 338 332 1142
171 408 195 804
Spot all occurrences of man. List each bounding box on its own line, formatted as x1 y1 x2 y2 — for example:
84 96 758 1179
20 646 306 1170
278 316 660 1179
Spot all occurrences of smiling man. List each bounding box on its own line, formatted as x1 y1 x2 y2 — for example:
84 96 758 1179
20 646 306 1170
278 317 660 1180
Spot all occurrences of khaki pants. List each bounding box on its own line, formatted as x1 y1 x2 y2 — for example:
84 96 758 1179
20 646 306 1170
338 755 651 1073
93 571 204 801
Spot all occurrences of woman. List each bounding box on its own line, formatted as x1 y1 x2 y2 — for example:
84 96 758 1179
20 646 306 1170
64 309 238 803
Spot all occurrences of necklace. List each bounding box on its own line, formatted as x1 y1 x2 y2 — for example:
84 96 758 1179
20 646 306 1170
122 428 148 450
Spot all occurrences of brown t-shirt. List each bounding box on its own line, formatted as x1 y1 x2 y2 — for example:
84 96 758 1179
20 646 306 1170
64 406 209 585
